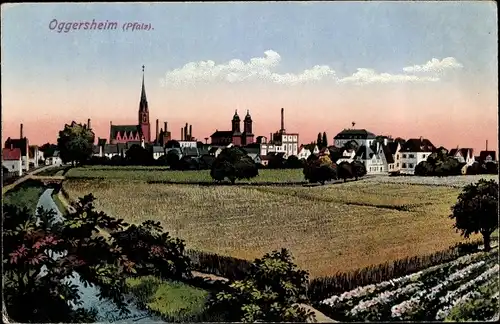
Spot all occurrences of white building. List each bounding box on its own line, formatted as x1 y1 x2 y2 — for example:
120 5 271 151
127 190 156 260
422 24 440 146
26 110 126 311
354 143 386 174
381 142 402 173
28 145 43 168
449 148 475 166
178 141 197 149
333 128 377 148
335 148 357 164
259 132 299 159
399 138 436 174
297 145 318 160
152 146 166 160
2 148 23 176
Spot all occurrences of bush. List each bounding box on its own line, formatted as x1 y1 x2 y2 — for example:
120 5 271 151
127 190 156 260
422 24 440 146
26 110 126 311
303 155 337 184
187 250 252 281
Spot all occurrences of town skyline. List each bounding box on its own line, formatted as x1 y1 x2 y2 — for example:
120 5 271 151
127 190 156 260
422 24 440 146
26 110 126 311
2 2 498 154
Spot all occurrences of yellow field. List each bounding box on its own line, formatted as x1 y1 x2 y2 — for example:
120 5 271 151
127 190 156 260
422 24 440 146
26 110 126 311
63 178 479 278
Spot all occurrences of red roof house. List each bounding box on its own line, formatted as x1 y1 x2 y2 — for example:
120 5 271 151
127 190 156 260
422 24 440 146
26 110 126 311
3 148 21 161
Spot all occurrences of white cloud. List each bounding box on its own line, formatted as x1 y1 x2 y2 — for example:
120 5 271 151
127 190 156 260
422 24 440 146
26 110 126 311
402 57 463 74
338 68 440 85
160 51 462 87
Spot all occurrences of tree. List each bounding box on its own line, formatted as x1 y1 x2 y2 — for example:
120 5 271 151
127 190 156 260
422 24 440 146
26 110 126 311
125 144 152 166
316 133 323 149
3 194 134 323
303 154 337 185
166 149 181 169
285 155 304 169
199 154 216 170
337 161 353 182
450 179 498 251
210 147 258 184
268 154 285 169
415 161 434 176
322 132 328 148
39 143 58 158
351 160 367 180
111 220 192 280
165 140 181 149
484 162 498 175
210 249 314 322
57 122 95 165
343 140 359 151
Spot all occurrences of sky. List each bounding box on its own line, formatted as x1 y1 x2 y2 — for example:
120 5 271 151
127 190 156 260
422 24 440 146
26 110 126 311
1 1 498 154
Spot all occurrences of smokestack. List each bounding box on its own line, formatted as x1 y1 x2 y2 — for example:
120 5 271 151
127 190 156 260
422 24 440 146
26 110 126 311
486 140 488 151
164 122 167 132
184 123 188 140
181 128 184 141
156 119 159 141
270 132 272 143
281 108 284 131
87 118 91 130
20 124 23 138
189 125 192 140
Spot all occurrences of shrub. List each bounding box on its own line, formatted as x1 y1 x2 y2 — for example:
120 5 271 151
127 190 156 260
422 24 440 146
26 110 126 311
187 250 252 281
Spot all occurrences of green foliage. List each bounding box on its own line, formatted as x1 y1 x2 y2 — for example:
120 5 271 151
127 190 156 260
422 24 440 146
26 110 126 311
343 140 359 151
210 249 314 323
210 147 258 184
57 121 95 165
445 282 499 321
450 179 499 251
316 133 323 148
166 149 181 169
267 154 286 169
303 154 337 184
415 146 463 176
351 160 367 179
285 155 304 169
187 250 252 281
322 132 328 148
3 180 46 215
3 194 133 322
111 220 192 281
125 144 153 166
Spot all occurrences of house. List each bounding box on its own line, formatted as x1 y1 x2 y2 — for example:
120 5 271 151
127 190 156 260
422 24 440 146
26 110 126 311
399 138 436 175
333 127 377 148
208 146 223 157
4 124 30 171
449 148 475 166
178 140 197 149
247 153 262 164
46 150 63 166
28 146 43 167
152 146 165 160
335 148 357 164
2 148 23 176
479 151 497 164
355 144 385 174
297 145 316 160
260 155 271 166
182 147 199 158
382 142 402 173
166 147 183 158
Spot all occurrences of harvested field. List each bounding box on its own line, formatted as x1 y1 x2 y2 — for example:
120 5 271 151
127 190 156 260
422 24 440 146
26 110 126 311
63 178 481 278
366 174 498 188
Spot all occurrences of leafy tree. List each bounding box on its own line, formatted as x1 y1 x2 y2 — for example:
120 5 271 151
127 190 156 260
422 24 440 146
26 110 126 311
3 194 134 323
343 140 359 151
303 154 337 185
351 160 367 180
39 143 58 158
316 133 323 148
199 154 216 170
166 149 181 169
125 144 152 166
322 132 328 148
415 161 434 176
111 220 192 280
484 162 498 175
210 147 258 184
328 147 343 164
268 154 286 169
337 161 353 182
285 155 303 169
110 155 124 166
165 140 181 149
450 179 498 251
210 249 314 322
155 154 168 166
57 121 95 165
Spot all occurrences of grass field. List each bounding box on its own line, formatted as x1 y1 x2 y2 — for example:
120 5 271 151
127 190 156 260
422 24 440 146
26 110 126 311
126 276 210 321
63 176 483 278
66 166 306 183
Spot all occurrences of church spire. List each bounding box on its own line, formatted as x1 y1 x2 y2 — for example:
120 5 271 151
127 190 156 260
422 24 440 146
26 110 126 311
140 65 148 111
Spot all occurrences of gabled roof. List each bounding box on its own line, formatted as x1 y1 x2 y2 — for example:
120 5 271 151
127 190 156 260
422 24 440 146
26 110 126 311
387 142 399 155
400 138 435 153
479 151 496 161
382 144 395 164
4 138 29 156
460 148 473 158
211 130 234 138
3 148 21 160
334 129 376 140
449 148 460 157
241 146 260 155
182 147 199 157
110 125 141 139
355 145 375 160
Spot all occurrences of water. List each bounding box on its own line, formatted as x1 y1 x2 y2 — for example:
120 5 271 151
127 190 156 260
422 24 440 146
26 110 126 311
36 189 162 323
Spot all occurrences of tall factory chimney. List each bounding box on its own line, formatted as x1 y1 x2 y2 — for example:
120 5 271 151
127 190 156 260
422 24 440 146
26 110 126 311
280 108 285 132
486 139 488 151
87 118 91 130
20 123 24 138
164 122 168 133
181 128 184 141
155 119 159 142
189 125 193 140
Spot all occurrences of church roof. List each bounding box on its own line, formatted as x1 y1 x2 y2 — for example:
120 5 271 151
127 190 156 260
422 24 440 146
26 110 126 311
110 125 141 139
211 130 234 137
139 65 148 112
334 129 376 140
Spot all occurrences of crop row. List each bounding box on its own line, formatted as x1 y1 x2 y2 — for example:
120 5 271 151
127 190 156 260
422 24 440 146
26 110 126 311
319 249 498 321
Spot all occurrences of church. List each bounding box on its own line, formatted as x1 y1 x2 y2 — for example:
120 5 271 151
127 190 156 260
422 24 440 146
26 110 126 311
108 66 171 145
210 110 255 146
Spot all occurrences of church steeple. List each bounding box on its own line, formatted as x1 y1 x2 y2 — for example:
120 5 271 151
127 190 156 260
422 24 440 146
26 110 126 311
140 65 148 112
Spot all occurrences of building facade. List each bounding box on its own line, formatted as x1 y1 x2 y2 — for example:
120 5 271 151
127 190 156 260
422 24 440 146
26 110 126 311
334 128 377 148
210 110 255 146
259 108 299 158
2 148 23 176
399 138 436 174
4 124 30 171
